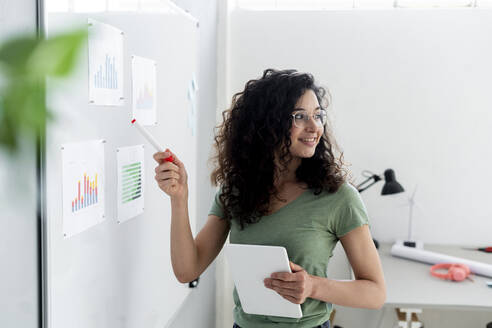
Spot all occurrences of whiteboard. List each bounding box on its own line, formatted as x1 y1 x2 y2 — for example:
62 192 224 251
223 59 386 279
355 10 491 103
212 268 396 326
45 10 198 328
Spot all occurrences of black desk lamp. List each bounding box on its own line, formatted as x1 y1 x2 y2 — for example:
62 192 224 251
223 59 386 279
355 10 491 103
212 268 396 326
357 169 404 195
356 169 405 249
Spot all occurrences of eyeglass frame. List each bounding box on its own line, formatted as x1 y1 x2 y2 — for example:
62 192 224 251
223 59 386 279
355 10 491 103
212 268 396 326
290 109 328 128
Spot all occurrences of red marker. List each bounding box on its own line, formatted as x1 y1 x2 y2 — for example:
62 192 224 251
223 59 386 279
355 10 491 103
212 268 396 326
462 246 492 253
131 119 174 162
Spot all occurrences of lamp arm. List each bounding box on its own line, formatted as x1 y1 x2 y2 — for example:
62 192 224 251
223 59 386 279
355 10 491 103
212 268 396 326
356 174 382 193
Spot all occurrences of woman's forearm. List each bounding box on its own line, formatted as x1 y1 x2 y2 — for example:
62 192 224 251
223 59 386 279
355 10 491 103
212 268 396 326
309 275 386 309
169 194 198 283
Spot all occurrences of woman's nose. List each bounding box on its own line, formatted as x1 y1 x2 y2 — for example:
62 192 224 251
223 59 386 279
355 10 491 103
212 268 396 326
305 116 318 130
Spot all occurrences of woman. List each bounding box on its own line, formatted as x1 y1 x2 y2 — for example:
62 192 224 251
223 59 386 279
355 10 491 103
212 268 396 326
153 69 386 328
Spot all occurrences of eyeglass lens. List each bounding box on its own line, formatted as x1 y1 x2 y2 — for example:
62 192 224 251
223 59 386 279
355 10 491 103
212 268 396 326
292 111 327 128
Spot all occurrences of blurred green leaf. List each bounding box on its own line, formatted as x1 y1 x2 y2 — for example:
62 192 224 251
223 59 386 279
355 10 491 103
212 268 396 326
0 37 40 75
28 29 87 77
0 77 44 151
0 29 86 154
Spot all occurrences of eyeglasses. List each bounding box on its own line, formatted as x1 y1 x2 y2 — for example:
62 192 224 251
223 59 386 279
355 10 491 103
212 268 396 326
291 110 327 128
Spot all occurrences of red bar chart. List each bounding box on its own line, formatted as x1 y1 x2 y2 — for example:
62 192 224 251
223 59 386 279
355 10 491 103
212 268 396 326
135 83 154 110
131 55 157 125
62 140 105 237
71 173 99 213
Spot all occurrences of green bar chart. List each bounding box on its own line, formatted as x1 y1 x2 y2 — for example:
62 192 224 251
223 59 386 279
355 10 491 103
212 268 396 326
117 145 145 223
121 162 142 204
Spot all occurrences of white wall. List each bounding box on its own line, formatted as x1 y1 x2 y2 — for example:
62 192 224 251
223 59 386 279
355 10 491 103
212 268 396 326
228 8 492 246
223 8 492 328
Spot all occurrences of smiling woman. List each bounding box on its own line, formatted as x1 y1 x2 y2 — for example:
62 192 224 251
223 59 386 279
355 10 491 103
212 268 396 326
153 68 386 328
210 68 346 229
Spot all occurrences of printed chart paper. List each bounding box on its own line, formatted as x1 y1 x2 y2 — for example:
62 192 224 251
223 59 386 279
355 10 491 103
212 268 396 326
88 18 124 106
62 140 105 237
131 55 157 125
117 145 145 223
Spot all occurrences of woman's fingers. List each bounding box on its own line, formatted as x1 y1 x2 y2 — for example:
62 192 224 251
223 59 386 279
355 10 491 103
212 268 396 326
265 278 302 290
154 161 179 174
289 261 304 272
153 150 188 197
271 286 299 297
155 170 180 182
171 153 184 168
281 294 302 305
153 151 173 163
157 175 179 186
158 178 177 187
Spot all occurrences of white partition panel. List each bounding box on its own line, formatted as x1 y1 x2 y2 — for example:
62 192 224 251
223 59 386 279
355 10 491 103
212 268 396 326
45 9 198 328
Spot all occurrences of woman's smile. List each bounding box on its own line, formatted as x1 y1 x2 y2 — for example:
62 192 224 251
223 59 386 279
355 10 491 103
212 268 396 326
298 137 318 147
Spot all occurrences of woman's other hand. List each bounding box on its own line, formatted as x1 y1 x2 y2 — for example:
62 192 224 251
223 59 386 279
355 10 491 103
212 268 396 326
153 150 188 199
263 261 314 305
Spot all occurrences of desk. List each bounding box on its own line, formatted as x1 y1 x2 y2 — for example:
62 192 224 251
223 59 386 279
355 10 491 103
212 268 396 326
379 242 492 311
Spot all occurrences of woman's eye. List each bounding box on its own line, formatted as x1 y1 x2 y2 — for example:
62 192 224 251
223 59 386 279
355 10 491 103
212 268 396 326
294 114 306 120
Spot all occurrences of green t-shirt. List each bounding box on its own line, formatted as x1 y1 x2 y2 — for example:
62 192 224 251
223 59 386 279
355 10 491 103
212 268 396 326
208 182 369 328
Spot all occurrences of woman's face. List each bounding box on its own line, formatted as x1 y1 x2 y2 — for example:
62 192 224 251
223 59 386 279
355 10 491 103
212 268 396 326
288 89 324 159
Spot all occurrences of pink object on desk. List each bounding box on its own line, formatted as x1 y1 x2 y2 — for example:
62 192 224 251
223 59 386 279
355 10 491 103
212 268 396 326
430 263 471 282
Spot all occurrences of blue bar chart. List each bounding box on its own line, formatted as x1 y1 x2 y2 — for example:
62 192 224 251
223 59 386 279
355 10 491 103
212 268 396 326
93 54 118 89
88 19 124 106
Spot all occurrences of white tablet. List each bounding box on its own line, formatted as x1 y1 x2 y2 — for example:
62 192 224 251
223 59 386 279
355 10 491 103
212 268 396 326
225 243 303 318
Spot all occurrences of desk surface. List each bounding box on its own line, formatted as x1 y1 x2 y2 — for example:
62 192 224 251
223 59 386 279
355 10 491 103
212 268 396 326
379 243 492 310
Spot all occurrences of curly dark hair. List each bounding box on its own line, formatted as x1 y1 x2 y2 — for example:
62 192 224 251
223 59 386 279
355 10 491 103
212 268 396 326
210 68 347 229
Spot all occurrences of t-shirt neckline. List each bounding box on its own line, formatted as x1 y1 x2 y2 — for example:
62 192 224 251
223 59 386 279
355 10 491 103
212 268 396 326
264 189 310 217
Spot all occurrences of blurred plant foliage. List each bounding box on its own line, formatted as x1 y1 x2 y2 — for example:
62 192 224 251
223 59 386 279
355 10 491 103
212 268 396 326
0 29 86 153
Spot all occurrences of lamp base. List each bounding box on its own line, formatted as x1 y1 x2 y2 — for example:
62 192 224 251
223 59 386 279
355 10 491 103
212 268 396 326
394 239 424 249
373 238 379 249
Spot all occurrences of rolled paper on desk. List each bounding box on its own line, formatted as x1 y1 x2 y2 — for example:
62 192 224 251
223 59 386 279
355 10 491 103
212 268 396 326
391 243 492 278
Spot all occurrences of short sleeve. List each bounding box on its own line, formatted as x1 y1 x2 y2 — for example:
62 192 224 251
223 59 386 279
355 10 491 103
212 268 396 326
208 188 224 218
334 184 370 238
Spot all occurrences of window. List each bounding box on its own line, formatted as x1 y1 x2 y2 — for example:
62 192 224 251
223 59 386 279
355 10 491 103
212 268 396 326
236 0 486 9
396 0 473 7
45 0 172 13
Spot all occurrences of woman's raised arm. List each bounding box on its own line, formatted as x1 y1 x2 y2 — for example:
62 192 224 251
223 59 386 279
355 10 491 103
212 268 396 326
154 150 230 283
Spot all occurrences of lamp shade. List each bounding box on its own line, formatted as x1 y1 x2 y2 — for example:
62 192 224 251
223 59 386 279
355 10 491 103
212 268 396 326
381 169 404 195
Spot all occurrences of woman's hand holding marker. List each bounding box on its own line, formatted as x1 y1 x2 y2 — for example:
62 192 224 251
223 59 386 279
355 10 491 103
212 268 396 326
131 119 174 163
130 119 182 196
153 149 188 199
